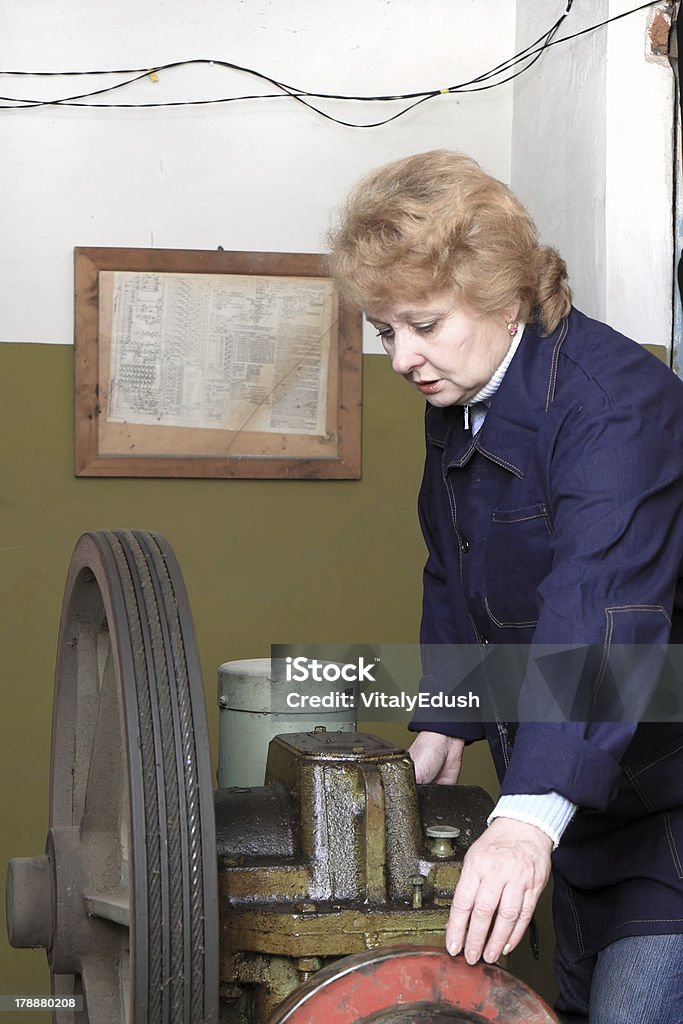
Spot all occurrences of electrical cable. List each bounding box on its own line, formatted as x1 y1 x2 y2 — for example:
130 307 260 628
0 6 570 114
0 0 663 126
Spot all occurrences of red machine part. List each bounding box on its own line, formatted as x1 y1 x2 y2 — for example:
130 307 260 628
270 946 559 1023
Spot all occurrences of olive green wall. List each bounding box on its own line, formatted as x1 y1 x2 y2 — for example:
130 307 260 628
0 344 555 1008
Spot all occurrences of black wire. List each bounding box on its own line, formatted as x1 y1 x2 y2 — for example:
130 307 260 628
0 12 567 120
0 68 155 106
287 16 567 128
0 59 308 110
0 8 568 109
0 31 557 111
543 0 660 51
0 0 662 125
446 9 568 87
0 20 567 89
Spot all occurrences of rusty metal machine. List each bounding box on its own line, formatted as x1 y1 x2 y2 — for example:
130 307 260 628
6 530 558 1023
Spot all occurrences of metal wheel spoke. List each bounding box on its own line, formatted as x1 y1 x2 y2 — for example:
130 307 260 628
72 617 106 822
80 956 129 1024
84 891 130 927
81 653 124 836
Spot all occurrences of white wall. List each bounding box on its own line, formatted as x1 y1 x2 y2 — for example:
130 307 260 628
512 1 608 322
1 0 516 352
512 0 674 352
3 3 676 354
604 0 674 350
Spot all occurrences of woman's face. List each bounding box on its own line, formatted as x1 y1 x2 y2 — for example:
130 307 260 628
365 291 515 407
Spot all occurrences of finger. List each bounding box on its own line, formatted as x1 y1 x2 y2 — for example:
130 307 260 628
409 733 447 783
413 751 442 784
481 884 527 963
490 888 539 961
433 763 460 785
462 891 509 964
445 874 479 957
433 739 463 785
446 877 502 964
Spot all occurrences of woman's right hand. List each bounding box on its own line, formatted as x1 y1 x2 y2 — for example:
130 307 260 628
408 731 465 785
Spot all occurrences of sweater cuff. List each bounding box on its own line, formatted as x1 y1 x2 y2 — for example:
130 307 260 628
487 792 577 849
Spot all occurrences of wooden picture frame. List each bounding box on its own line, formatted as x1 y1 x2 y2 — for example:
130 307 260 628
74 247 362 478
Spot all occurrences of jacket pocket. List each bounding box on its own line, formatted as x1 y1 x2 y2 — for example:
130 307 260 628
624 736 683 877
624 734 683 813
484 503 553 628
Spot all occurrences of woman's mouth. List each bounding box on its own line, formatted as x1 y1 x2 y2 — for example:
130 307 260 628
413 379 442 395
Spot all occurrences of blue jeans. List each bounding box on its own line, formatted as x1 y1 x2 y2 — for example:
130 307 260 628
554 933 683 1023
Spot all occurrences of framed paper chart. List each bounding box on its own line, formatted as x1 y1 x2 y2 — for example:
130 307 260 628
74 247 362 478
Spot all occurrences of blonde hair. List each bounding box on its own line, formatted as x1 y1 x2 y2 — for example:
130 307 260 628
327 150 571 335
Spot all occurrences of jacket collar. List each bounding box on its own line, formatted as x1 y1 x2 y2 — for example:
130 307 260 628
425 314 570 478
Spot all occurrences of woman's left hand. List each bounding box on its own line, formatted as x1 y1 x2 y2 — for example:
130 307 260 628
445 817 553 964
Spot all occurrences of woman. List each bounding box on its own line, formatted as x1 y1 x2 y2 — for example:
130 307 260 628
328 150 683 1024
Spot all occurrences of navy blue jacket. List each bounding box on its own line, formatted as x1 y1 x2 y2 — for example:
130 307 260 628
413 307 683 957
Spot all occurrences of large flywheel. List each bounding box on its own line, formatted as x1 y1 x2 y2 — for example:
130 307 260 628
6 530 219 1023
269 947 558 1024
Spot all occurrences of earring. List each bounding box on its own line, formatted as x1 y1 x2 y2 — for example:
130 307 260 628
506 320 518 337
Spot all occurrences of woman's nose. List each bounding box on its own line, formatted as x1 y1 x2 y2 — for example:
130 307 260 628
390 329 424 375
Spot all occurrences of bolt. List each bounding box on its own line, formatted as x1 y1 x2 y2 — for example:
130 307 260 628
218 696 229 708
409 874 425 909
298 956 321 982
298 957 320 971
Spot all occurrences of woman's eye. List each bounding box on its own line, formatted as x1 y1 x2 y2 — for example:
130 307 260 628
414 322 437 334
375 328 394 341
